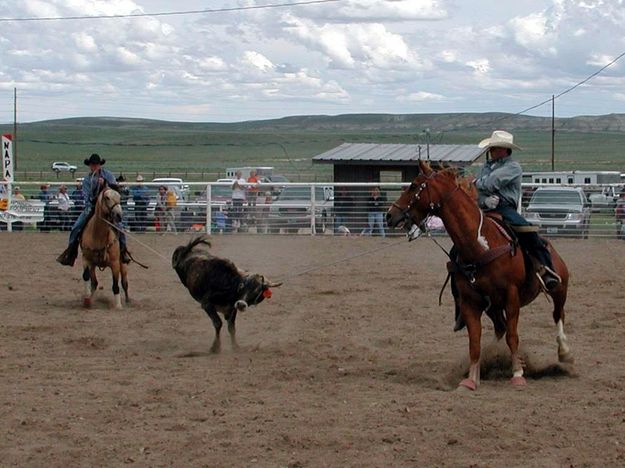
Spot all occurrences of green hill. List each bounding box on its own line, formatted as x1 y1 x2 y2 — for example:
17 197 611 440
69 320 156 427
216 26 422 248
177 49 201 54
2 113 624 180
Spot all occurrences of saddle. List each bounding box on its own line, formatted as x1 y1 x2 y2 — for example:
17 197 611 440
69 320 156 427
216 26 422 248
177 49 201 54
445 212 546 332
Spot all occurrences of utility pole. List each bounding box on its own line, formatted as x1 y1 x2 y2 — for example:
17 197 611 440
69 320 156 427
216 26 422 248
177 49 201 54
551 94 555 172
425 128 430 160
13 87 17 171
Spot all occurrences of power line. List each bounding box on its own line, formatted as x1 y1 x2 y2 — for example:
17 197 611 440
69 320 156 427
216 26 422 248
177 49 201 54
437 50 625 134
0 0 341 22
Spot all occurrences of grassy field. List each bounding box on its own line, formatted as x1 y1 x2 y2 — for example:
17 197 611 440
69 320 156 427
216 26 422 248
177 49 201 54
1 115 624 181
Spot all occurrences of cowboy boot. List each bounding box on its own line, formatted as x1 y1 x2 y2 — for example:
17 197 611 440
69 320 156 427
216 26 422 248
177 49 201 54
120 244 131 264
538 265 561 291
56 241 79 266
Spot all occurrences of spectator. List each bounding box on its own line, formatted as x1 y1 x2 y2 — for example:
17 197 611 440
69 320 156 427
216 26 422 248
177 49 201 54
38 184 51 202
130 175 150 232
247 170 260 224
231 171 247 231
13 186 25 201
616 189 625 239
116 174 130 209
56 185 72 231
166 187 178 233
38 184 53 232
258 191 273 234
155 185 167 232
334 186 354 234
70 181 85 225
361 186 387 237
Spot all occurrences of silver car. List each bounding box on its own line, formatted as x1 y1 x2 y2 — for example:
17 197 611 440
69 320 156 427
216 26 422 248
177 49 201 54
268 186 333 234
524 187 590 238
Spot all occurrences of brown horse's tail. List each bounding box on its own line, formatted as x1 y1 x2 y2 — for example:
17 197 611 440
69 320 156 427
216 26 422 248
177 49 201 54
171 236 211 269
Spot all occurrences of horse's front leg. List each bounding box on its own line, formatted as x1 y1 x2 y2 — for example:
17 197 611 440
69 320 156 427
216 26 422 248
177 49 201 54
458 300 483 391
505 287 525 387
83 265 98 308
121 263 130 305
111 263 122 310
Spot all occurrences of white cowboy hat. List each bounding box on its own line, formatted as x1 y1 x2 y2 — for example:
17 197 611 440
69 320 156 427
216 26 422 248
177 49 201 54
478 130 522 151
136 175 144 182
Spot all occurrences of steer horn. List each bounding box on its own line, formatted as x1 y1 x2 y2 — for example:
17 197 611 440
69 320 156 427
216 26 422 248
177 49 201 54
266 280 283 288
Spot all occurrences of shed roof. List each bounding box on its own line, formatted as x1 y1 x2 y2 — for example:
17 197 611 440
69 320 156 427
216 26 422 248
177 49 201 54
313 143 487 166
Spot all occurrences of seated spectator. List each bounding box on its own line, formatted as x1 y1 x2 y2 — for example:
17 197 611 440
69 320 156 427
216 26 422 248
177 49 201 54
56 185 71 231
13 186 25 201
38 184 51 202
70 181 85 224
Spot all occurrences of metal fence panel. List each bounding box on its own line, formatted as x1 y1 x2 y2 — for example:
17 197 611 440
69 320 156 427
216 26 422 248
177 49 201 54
1 180 624 239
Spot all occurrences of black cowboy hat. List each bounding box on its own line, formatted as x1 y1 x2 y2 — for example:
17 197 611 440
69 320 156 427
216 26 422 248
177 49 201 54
84 153 106 166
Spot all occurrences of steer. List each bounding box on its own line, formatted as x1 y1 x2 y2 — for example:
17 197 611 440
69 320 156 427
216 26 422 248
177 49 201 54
172 236 282 353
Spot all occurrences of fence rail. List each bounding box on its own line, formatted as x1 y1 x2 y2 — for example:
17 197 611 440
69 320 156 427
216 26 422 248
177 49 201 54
1 180 624 239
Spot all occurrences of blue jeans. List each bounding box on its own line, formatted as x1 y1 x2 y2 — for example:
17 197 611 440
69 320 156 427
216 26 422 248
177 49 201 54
362 211 386 237
494 205 554 269
69 208 126 247
495 205 531 226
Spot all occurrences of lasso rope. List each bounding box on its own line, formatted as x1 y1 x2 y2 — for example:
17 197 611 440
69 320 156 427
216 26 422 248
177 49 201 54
477 209 490 250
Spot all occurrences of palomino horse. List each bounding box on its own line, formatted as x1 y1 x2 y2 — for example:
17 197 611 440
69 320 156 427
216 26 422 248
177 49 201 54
80 187 129 309
386 161 572 390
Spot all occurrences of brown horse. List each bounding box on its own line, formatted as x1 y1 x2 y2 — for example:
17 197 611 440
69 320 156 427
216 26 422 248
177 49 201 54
387 161 572 390
80 188 129 309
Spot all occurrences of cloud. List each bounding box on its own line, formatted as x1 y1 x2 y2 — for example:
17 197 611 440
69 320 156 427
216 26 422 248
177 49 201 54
296 0 448 22
404 91 446 102
242 51 274 72
282 15 424 70
0 0 624 122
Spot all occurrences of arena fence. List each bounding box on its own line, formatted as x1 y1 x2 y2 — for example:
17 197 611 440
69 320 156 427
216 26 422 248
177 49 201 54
1 180 624 239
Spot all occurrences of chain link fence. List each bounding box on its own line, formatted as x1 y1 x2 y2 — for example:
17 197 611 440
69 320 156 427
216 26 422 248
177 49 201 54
1 180 624 239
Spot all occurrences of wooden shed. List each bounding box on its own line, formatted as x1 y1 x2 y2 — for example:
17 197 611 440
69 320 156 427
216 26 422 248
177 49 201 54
312 142 488 182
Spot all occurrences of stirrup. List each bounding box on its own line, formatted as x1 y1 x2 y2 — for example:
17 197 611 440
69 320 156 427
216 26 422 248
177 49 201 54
542 266 562 283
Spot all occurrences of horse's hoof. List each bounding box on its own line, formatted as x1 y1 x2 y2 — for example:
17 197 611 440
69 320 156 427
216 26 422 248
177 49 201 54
83 297 92 308
558 352 575 364
510 376 527 387
458 378 477 391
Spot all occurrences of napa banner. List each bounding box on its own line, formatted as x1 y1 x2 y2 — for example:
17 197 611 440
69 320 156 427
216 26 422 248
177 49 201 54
2 134 13 182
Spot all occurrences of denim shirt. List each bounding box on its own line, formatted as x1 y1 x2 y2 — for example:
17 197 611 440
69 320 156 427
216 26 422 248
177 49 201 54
82 168 117 210
475 156 522 209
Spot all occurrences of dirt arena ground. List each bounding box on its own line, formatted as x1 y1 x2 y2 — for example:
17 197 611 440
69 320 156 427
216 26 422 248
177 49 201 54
1 233 625 467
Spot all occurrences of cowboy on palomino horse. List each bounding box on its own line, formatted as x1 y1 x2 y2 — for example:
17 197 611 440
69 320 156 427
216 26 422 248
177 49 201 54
57 154 131 266
386 132 572 390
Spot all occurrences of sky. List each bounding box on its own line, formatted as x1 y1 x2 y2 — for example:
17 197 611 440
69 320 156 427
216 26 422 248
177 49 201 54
0 0 624 123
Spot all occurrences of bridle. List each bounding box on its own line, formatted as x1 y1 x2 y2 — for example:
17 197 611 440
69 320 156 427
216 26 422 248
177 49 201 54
98 189 121 223
391 170 460 229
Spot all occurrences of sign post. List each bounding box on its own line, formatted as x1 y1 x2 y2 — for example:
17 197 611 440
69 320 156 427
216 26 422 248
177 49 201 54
2 134 14 232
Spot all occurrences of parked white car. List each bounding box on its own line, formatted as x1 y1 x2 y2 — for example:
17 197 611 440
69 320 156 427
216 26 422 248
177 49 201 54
588 186 621 211
51 162 77 174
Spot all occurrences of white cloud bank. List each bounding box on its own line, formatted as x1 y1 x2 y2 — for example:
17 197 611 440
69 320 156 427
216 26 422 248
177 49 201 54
0 0 623 121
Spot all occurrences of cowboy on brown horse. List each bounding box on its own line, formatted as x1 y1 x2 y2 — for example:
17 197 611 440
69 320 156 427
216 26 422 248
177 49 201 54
57 154 131 266
475 131 561 290
386 149 572 390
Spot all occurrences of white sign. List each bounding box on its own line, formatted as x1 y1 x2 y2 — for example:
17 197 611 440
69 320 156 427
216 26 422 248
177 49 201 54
2 134 13 182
